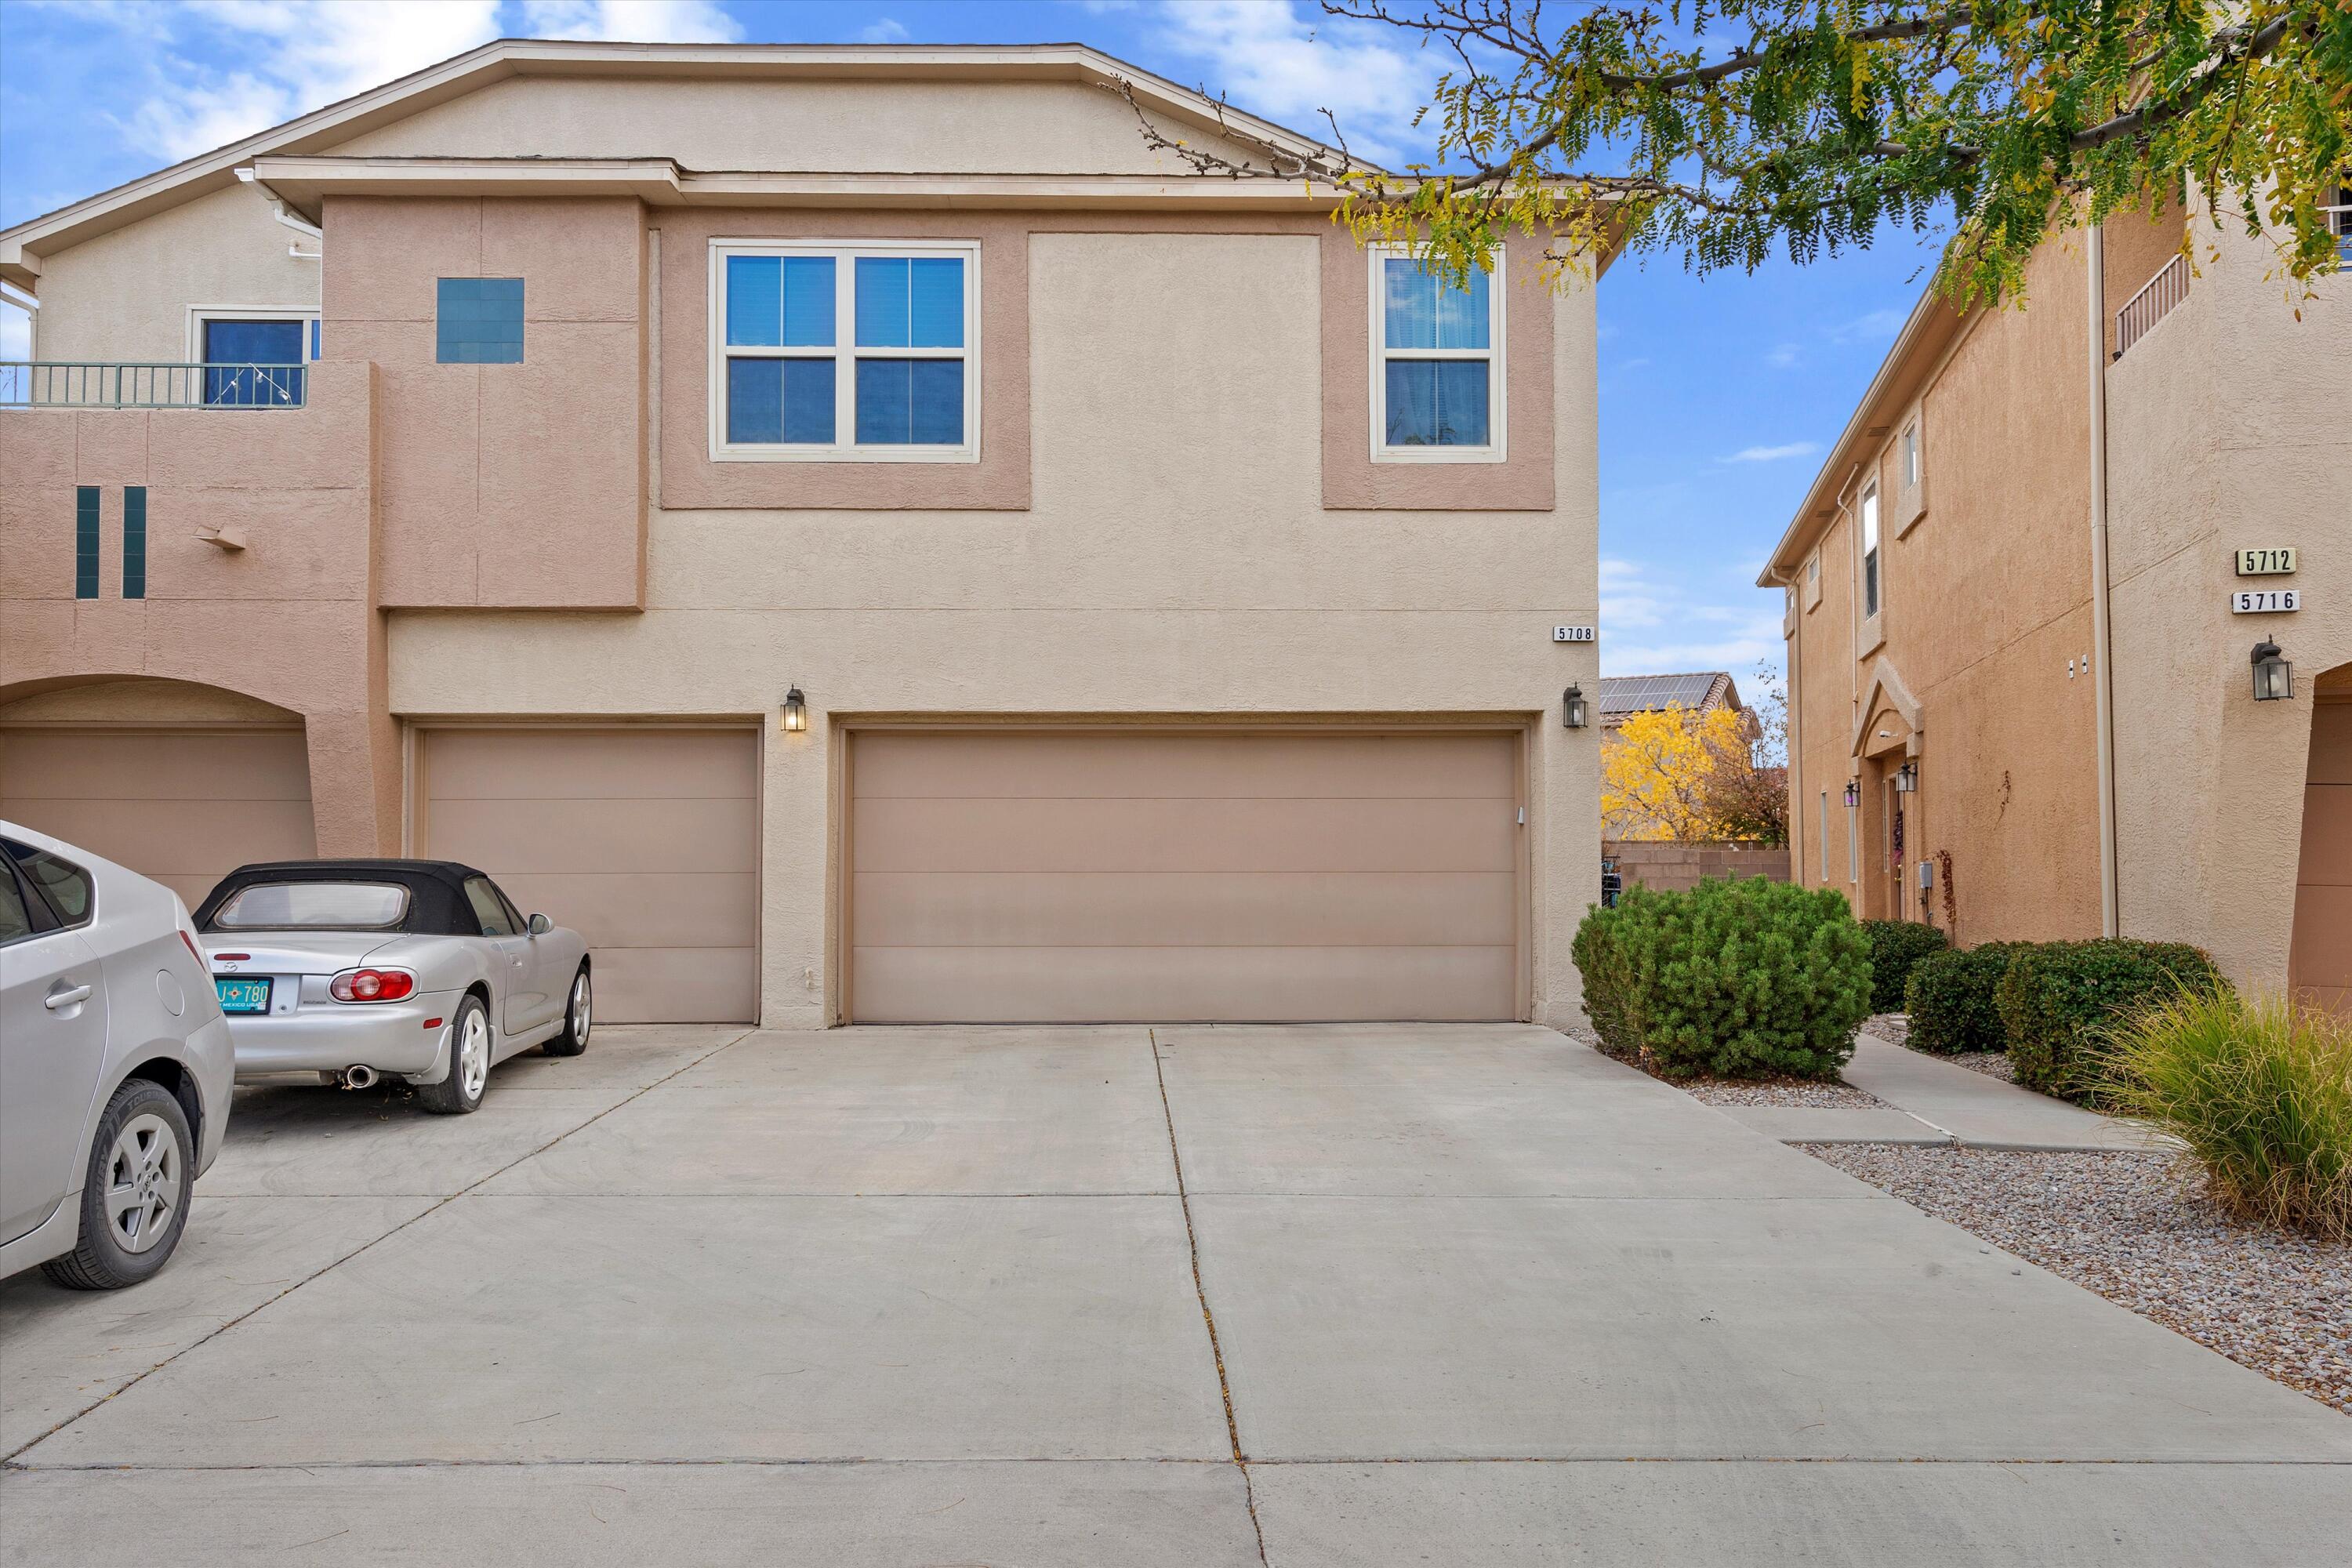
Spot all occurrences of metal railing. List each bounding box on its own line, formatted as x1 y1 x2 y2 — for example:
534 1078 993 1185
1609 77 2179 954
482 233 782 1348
0 361 307 409
2113 254 2189 360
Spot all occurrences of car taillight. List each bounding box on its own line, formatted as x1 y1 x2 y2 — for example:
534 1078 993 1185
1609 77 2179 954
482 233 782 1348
330 968 416 1004
180 931 202 964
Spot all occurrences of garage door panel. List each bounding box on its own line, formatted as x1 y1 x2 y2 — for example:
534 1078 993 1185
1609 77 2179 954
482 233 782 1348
854 730 1515 800
488 871 758 951
419 728 759 1024
0 728 316 910
855 871 1518 949
0 729 311 801
586 946 759 1025
852 945 1517 1024
425 795 759 875
853 797 1514 875
423 729 758 800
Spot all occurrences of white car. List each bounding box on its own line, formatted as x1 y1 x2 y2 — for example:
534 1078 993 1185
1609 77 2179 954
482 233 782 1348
194 859 593 1114
0 822 234 1290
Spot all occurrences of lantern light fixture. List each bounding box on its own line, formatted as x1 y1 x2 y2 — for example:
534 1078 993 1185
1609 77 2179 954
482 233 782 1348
1842 779 1860 809
1894 760 1918 794
2250 641 2292 702
781 686 808 733
1563 684 1589 729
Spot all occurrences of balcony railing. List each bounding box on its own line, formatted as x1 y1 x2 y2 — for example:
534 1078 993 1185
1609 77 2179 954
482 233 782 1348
2112 254 2190 360
0 361 307 409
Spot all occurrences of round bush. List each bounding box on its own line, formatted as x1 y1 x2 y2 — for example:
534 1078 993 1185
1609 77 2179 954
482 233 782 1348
1903 943 2022 1055
1860 919 1951 1013
1573 877 1871 1080
1995 939 2229 1104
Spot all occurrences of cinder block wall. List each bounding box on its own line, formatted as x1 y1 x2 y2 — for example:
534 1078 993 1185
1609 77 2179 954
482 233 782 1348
1604 840 1791 893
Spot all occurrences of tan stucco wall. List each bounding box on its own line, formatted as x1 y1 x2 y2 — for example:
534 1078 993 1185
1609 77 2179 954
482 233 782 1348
27 184 319 364
0 361 398 855
2107 218 2350 993
388 231 1604 1027
1784 238 2104 942
322 194 646 608
325 75 1274 176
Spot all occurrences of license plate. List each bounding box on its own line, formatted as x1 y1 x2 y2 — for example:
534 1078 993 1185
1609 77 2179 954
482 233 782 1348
216 977 272 1014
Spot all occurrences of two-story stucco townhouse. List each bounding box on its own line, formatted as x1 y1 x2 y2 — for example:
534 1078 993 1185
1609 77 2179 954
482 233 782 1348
0 41 1607 1029
1760 195 2349 1010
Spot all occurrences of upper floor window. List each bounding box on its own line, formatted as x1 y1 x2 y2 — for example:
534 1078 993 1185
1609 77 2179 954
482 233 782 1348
2329 182 2351 264
194 310 317 405
437 278 524 365
712 239 978 463
1370 247 1504 462
1860 483 1882 619
1900 423 1920 490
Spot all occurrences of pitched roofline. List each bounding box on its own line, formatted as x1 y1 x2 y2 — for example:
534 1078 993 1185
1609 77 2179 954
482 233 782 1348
1751 279 1966 589
0 39 1372 287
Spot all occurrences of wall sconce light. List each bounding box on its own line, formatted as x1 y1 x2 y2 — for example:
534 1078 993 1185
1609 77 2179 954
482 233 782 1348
780 686 808 733
2250 641 2293 702
1843 780 1860 809
1562 684 1588 729
1894 760 1918 793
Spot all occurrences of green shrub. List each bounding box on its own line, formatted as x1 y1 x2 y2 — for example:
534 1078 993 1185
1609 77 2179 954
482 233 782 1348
1860 919 1950 1013
2103 989 2351 1241
1995 939 2229 1104
1573 877 1871 1080
1903 943 2023 1055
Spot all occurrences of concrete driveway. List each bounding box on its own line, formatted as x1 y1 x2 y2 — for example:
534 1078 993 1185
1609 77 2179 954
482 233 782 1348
2 1023 2347 1565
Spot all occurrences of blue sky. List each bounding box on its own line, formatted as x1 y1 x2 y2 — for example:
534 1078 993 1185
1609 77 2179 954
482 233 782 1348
0 0 1951 681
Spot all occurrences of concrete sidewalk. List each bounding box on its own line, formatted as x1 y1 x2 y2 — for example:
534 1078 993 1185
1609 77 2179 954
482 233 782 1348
1722 1033 2176 1151
3 1022 2344 1566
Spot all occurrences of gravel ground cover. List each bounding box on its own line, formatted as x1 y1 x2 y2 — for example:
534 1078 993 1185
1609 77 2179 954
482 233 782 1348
1808 1144 2352 1417
1863 1012 1911 1047
1558 1023 1885 1106
1947 1050 2020 1083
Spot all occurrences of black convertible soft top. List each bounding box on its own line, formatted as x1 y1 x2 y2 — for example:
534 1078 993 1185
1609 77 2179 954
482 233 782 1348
194 858 491 937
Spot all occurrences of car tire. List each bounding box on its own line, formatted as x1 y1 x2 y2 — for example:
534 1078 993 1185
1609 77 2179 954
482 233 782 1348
417 994 491 1116
40 1079 196 1291
543 964 591 1058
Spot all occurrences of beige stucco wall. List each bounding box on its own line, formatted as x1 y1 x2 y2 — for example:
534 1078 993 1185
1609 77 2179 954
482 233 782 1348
325 75 1275 176
388 230 1604 1027
27 184 320 364
2107 218 2350 993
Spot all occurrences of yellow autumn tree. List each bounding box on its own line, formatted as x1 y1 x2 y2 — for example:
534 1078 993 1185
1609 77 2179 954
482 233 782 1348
1601 702 1753 843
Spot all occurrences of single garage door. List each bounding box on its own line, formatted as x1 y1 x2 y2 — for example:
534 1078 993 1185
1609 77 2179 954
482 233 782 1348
850 729 1522 1022
415 727 760 1023
0 725 315 909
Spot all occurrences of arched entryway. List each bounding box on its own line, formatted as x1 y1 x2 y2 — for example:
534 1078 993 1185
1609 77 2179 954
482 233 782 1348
0 677 316 909
2289 662 2351 1014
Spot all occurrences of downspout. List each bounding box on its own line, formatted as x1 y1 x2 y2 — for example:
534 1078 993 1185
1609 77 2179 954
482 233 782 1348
2086 225 2120 937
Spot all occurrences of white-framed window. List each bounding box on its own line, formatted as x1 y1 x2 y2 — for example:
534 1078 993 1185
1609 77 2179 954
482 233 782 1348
1368 244 1505 463
186 305 319 406
1860 483 1882 619
1818 791 1830 880
709 238 979 463
2328 182 2351 264
1900 423 1921 489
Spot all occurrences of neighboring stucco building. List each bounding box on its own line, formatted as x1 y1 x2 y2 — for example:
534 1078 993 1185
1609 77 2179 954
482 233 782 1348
1759 204 2349 1011
0 42 1606 1029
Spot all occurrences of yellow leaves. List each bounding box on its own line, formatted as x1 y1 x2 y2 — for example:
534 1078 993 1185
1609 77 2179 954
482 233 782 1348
1601 702 1755 843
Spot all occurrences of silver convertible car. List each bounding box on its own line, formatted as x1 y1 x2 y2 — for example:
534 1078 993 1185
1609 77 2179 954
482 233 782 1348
194 860 591 1114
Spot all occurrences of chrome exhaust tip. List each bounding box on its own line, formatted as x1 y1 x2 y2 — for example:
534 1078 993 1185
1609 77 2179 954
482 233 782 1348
339 1064 379 1091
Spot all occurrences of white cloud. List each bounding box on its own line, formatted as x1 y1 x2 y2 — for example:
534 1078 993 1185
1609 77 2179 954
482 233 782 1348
1725 441 1821 463
1596 557 1784 678
858 17 909 44
518 0 741 42
1831 306 1907 343
1 303 31 361
1765 342 1800 368
1142 0 1440 165
94 0 737 165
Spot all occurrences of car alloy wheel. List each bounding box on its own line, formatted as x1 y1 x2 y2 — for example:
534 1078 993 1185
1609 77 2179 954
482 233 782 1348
571 971 592 1047
104 1112 182 1254
458 1008 490 1101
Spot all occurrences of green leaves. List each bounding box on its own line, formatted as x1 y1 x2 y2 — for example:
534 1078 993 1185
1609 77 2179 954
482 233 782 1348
1328 0 2350 304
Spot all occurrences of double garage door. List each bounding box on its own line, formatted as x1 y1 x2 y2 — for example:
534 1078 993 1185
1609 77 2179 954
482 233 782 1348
848 730 1522 1022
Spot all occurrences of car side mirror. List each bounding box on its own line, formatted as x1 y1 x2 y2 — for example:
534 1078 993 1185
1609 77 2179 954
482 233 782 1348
528 913 551 937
